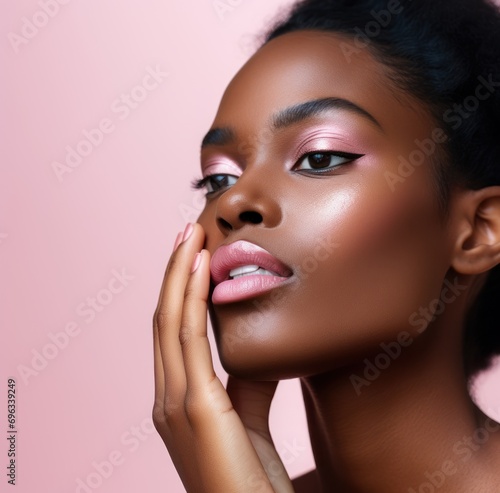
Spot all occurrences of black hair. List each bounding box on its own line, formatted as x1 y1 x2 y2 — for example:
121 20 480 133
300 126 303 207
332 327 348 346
262 0 500 377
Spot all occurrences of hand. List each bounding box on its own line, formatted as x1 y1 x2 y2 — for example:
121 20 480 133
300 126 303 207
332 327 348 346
152 222 294 492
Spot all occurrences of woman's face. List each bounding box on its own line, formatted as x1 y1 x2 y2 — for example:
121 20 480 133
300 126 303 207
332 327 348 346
197 30 453 380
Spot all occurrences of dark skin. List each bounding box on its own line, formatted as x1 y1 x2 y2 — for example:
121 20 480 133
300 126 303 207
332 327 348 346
153 31 500 492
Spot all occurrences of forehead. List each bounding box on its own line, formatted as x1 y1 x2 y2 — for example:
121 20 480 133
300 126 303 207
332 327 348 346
212 30 433 139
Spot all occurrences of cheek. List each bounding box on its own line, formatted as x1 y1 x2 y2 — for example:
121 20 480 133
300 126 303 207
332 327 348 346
205 156 449 378
215 187 447 378
283 173 447 362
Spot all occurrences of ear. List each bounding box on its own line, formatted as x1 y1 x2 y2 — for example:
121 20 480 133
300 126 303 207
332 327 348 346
451 186 500 275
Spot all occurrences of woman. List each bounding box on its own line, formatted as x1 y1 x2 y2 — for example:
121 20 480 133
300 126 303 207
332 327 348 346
152 0 500 491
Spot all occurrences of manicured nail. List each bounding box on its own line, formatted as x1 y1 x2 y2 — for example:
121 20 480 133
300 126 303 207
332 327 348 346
182 222 194 242
191 252 202 273
172 231 183 253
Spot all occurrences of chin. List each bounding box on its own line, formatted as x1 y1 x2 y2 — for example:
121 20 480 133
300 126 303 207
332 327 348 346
217 343 280 381
216 337 333 381
216 340 299 381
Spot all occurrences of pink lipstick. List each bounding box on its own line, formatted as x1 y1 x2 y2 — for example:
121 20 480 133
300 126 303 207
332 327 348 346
210 240 293 304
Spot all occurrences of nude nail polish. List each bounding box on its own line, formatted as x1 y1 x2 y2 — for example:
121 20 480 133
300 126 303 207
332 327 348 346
172 232 183 252
182 223 194 242
191 252 202 273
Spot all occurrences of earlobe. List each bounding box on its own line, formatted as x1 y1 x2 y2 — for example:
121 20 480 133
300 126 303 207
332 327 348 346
451 186 500 275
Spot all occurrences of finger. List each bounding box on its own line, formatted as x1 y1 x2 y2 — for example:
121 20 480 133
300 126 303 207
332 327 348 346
179 248 238 420
155 224 205 416
154 231 184 312
152 320 165 419
178 255 281 490
153 232 182 422
179 249 220 392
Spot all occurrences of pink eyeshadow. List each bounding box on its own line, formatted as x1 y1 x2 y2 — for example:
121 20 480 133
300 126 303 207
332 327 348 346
203 159 242 178
292 126 371 160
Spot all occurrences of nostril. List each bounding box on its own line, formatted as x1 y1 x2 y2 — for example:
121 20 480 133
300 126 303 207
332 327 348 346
239 211 263 224
217 217 232 231
216 210 264 231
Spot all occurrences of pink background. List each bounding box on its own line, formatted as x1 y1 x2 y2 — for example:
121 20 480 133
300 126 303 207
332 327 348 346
1 2 499 492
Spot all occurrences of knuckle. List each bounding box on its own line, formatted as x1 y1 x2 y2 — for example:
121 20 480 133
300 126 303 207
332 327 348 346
178 325 191 346
164 395 181 419
183 382 227 426
152 398 182 428
152 404 166 428
152 310 160 329
154 309 172 331
183 392 204 423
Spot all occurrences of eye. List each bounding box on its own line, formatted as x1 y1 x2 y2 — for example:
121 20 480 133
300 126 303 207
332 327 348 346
294 151 363 173
190 151 364 195
190 174 238 195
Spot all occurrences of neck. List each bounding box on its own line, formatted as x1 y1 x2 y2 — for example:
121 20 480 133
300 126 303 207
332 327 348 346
300 297 500 493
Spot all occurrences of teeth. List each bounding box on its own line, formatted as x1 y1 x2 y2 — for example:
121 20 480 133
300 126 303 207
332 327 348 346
229 265 260 277
229 265 278 279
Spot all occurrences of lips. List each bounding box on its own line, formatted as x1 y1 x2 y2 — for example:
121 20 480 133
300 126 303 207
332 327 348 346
210 240 293 286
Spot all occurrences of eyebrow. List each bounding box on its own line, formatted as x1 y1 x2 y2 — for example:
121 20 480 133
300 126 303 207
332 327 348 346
200 97 383 150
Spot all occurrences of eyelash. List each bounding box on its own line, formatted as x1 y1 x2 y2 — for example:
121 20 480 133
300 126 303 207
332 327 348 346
190 150 363 195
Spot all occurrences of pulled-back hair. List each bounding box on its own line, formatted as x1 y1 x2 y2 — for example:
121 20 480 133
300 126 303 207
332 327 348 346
262 0 500 377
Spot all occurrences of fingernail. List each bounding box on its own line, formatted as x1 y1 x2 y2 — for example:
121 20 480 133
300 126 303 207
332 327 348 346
172 232 183 253
182 222 194 242
191 251 202 273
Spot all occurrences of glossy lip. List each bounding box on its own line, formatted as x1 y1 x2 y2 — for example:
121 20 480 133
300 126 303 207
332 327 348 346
209 240 294 304
210 240 293 286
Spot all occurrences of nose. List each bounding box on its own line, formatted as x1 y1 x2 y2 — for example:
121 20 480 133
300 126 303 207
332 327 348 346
215 168 282 233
